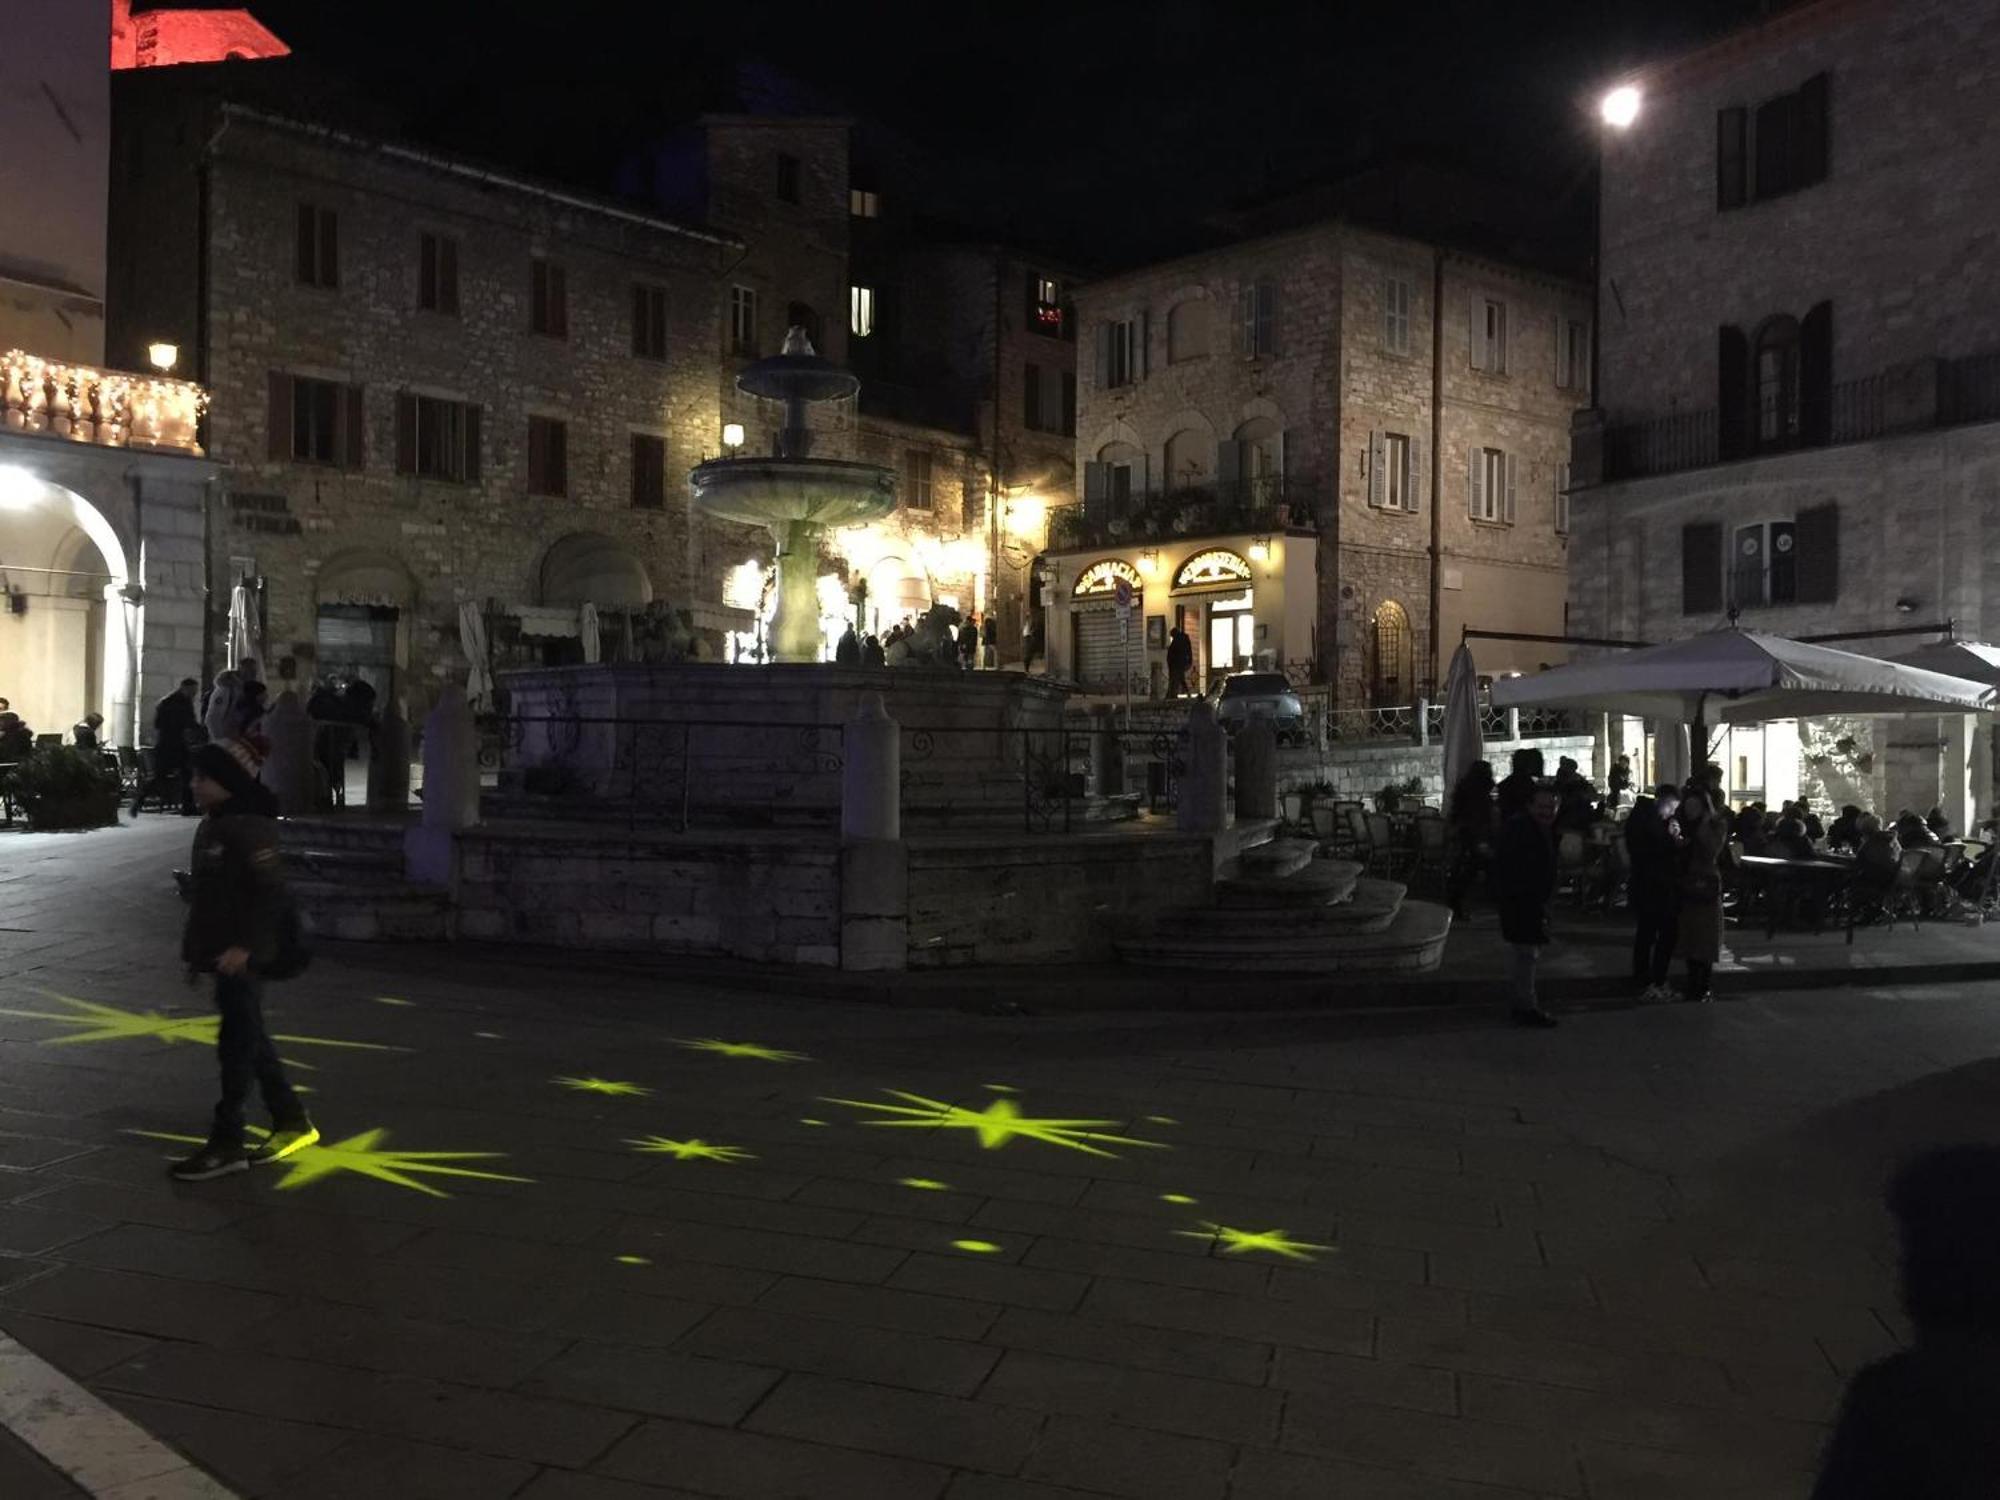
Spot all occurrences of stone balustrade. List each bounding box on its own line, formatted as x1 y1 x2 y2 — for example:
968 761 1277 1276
1 349 206 456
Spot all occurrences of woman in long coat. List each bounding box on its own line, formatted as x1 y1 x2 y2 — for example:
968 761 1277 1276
1676 791 1729 1002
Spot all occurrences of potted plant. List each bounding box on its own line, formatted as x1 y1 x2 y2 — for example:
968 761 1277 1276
14 746 122 830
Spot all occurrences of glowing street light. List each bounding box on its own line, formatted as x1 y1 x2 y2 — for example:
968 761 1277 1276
146 341 179 373
1600 85 1641 130
721 422 746 451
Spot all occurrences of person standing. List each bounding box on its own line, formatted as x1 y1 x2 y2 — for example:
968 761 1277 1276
1166 624 1194 698
1446 759 1497 919
169 738 318 1181
1495 784 1561 1028
981 611 997 669
1675 790 1728 1003
1496 747 1545 824
136 678 200 815
1626 783 1684 1002
834 624 860 666
957 613 980 670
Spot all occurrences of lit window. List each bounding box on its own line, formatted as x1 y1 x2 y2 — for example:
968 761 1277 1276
849 188 880 218
729 286 758 356
1029 274 1065 337
849 285 875 338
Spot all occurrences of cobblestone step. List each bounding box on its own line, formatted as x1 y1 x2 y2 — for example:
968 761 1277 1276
1171 878 1407 939
1117 897 1452 973
1216 856 1362 909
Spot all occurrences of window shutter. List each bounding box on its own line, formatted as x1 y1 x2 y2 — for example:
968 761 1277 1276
319 209 338 288
1240 285 1256 356
1367 430 1386 508
462 405 481 483
633 286 647 355
1255 279 1276 356
528 418 546 492
394 393 417 474
1275 428 1288 485
266 372 292 461
1795 501 1839 603
553 265 568 338
1756 95 1792 198
1468 447 1483 518
1022 363 1041 428
1716 107 1748 209
532 262 546 332
1407 434 1424 514
1215 438 1242 493
1135 310 1149 380
1792 73 1829 189
1717 324 1750 460
1800 300 1833 445
420 234 437 309
1503 452 1518 523
1060 372 1075 435
1494 303 1507 373
1083 461 1109 517
441 238 458 313
1682 522 1723 615
1468 296 1483 370
1094 323 1110 387
295 206 315 284
342 385 365 470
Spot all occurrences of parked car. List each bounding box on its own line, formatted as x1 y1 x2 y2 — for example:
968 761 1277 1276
1207 671 1306 744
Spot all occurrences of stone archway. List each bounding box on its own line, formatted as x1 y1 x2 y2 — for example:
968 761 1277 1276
313 547 418 708
0 468 134 741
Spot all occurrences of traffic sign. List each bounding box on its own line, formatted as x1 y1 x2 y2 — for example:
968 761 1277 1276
1113 576 1133 608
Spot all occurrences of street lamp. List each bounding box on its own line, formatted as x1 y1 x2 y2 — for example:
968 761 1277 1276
1599 85 1641 129
721 422 745 451
146 342 179 373
1589 81 1642 412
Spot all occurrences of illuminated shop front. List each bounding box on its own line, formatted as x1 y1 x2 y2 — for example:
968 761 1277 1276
1041 530 1317 695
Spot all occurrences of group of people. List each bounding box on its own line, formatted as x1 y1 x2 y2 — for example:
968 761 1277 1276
835 609 995 671
0 696 109 760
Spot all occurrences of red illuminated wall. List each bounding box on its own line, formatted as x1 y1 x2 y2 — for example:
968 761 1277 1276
110 0 289 70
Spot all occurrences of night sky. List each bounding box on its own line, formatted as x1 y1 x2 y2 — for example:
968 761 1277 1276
229 0 1768 267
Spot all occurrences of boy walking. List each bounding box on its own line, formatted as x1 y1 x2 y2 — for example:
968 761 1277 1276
170 738 317 1181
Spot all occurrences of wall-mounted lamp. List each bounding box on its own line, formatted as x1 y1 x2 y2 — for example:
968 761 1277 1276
1599 85 1641 129
146 342 179 373
1895 597 1919 614
721 422 746 451
1247 536 1271 564
1138 548 1160 577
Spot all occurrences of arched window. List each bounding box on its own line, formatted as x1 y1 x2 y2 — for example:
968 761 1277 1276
1166 301 1210 363
1233 416 1284 504
1163 430 1211 490
1371 600 1412 707
1089 441 1142 516
1753 315 1800 449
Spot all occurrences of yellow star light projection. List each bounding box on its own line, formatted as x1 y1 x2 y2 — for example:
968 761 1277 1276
2 993 406 1054
132 1128 531 1198
898 1177 952 1191
553 1076 653 1098
372 996 415 1007
821 1090 1169 1158
1160 1193 1199 1205
627 1136 757 1163
1176 1222 1334 1262
952 1239 1005 1254
674 1038 812 1063
615 1254 653 1266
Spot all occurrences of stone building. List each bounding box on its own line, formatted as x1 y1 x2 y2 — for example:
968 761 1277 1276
0 0 214 745
108 79 735 712
1061 221 1590 700
1568 0 2000 818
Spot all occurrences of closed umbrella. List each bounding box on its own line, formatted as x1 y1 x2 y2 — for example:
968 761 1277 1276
1441 642 1483 798
457 600 494 711
579 601 602 665
226 584 259 670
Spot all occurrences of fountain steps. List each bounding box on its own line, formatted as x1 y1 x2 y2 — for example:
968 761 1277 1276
279 820 451 942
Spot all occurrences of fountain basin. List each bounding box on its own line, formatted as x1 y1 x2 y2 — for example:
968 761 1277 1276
688 456 896 530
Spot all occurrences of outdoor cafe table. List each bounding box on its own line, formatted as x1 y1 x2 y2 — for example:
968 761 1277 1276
1736 853 1856 937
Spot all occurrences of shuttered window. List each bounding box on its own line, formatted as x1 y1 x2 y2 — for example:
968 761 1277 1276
527 416 568 497
394 394 480 483
1368 431 1420 513
1719 73 1830 209
1240 279 1277 358
1555 462 1571 536
419 234 459 314
1471 297 1508 373
631 434 666 510
633 284 668 360
1383 276 1412 354
1682 522 1723 615
1468 447 1514 523
904 450 934 510
1716 107 1748 210
1097 317 1144 387
295 204 338 288
267 373 364 469
1794 501 1839 603
530 258 568 338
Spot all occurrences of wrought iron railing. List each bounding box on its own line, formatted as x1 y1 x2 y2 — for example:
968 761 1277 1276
1049 478 1317 551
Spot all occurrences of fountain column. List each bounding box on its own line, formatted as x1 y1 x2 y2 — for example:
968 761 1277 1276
771 517 824 664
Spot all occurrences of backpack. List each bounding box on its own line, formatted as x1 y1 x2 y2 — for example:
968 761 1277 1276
256 891 313 981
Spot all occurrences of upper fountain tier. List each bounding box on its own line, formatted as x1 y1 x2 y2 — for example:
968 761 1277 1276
689 327 896 530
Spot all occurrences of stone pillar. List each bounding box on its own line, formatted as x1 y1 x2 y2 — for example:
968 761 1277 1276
1234 719 1277 821
260 688 313 815
1943 713 1976 834
406 689 480 888
366 701 411 812
769 518 824 664
1089 703 1124 797
840 692 906 970
1178 699 1228 833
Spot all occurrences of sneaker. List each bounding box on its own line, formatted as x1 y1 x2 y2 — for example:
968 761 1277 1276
168 1142 249 1182
1510 1007 1560 1029
250 1122 320 1165
1640 984 1673 1005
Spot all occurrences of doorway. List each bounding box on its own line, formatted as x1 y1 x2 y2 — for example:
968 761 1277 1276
1204 589 1254 686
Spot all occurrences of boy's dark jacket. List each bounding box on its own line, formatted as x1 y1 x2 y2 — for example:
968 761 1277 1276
181 797 285 972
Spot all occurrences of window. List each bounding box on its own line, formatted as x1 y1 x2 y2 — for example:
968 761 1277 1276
1024 363 1043 431
1240 278 1277 357
418 233 458 314
1557 318 1591 392
632 284 668 360
1555 462 1571 535
295 203 338 288
729 286 757 356
530 258 568 338
1471 297 1508 373
1468 445 1516 524
1732 520 1797 607
1754 315 1801 447
1368 431 1417 513
1718 73 1829 209
267 373 363 469
631 433 666 510
1060 372 1076 437
849 187 880 218
527 416 568 497
849 285 875 338
1027 273 1066 338
394 394 480 482
776 152 801 203
1099 317 1142 388
903 449 934 510
1022 363 1071 435
1682 521 1723 615
1383 276 1413 355
1166 300 1209 363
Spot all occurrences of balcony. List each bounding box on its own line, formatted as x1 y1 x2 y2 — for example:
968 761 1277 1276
1595 348 2000 484
1048 478 1318 552
1 350 207 457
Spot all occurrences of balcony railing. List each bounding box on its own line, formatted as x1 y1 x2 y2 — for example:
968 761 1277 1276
1 350 207 456
1598 348 2000 484
1049 478 1318 551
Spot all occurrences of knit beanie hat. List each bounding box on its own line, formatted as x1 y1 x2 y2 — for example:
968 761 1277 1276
192 737 265 804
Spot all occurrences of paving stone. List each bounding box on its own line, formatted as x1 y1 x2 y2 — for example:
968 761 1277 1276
518 1340 779 1424
222 1301 570 1387
1576 1437 1820 1499
792 1177 986 1224
0 1204 117 1255
979 1348 1281 1444
1377 1317 1735 1406
2 1266 286 1343
1078 1277 1373 1356
1279 1395 1588 1496
1016 1413 1233 1500
888 1252 1090 1313
943 1476 1102 1500
1458 1372 1831 1469
1021 1235 1274 1295
1426 1253 1600 1309
0 1422 86 1500
0 1310 155 1379
594 1416 950 1500
535 1287 716 1349
981 1306 1272 1386
852 1213 1030 1260
515 1471 712 1500
614 1189 871 1242
745 1373 1041 1473
0 1135 101 1171
283 1434 538 1499
608 1219 910 1284
1270 1346 1460 1414
755 1275 1000 1341
675 1305 999 1396
96 1394 359 1496
1227 1446 1557 1499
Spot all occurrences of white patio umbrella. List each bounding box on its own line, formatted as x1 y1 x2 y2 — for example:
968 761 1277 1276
579 601 602 665
457 600 494 711
1440 642 1484 797
1490 628 1995 749
1890 638 2000 687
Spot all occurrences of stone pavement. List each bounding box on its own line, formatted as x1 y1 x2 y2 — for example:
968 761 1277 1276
2 818 1995 1498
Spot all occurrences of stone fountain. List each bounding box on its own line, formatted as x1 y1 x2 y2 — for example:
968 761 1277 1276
688 328 897 662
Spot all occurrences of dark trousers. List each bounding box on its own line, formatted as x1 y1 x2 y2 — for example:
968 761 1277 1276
1168 665 1188 697
1633 900 1679 985
211 973 304 1147
1685 959 1713 1002
1448 838 1489 916
139 754 194 813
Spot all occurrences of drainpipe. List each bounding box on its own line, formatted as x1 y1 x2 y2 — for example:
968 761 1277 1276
1428 248 1445 693
991 248 1005 632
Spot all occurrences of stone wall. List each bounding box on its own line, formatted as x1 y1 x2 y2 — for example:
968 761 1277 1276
1279 735 1597 808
